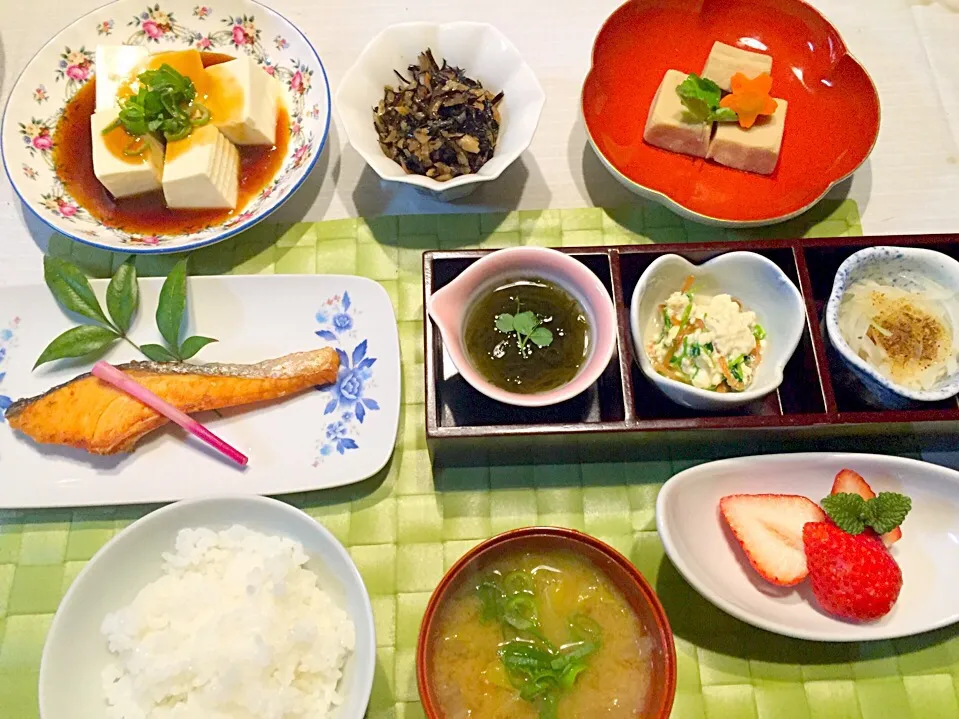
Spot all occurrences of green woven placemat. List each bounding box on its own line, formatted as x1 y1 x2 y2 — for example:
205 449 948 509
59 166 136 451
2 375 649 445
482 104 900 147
5 201 959 719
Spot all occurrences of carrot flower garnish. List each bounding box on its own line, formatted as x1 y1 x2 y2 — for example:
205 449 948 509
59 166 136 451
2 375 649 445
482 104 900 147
719 72 778 129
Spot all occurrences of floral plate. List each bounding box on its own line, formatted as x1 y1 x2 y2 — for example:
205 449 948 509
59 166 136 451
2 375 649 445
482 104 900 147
0 274 400 508
0 0 331 253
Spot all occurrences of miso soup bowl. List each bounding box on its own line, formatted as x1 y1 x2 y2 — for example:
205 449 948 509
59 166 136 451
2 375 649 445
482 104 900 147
427 246 617 407
416 527 677 719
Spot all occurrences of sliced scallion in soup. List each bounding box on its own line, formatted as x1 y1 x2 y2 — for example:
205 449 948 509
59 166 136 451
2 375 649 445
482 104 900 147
430 551 652 718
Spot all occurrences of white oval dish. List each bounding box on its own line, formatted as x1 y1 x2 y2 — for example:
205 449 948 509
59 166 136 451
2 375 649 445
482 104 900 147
825 246 959 408
1 0 331 253
39 495 375 718
629 252 805 410
657 452 959 642
336 22 545 201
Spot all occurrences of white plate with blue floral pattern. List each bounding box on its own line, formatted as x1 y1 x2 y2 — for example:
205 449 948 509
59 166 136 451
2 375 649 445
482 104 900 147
0 275 400 508
0 0 330 253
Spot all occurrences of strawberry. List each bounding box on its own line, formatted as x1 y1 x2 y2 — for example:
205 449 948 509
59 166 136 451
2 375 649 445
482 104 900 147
803 521 902 621
830 469 901 546
720 494 826 586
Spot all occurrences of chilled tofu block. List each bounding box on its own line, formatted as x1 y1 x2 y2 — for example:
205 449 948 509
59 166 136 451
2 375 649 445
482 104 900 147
701 42 773 92
90 110 164 198
162 125 239 209
707 99 788 175
205 56 279 145
95 45 149 111
643 69 711 158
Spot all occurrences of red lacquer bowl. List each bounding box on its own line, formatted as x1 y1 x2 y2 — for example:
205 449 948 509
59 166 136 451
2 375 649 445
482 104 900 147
416 527 677 718
582 0 880 226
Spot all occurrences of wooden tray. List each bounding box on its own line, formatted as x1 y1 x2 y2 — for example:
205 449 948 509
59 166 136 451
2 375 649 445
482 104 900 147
423 235 959 465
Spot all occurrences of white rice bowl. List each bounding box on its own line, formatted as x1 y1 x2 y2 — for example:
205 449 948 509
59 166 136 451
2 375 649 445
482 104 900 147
101 526 355 719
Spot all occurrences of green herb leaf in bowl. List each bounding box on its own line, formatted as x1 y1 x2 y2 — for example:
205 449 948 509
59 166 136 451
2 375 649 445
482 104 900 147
676 73 739 123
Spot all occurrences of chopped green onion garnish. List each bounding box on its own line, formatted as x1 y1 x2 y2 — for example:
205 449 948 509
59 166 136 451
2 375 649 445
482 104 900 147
679 301 693 329
109 62 210 142
190 103 211 126
752 324 767 341
122 138 148 156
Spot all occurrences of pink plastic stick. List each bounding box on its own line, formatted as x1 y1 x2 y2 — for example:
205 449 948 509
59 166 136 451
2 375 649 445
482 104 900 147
92 361 249 467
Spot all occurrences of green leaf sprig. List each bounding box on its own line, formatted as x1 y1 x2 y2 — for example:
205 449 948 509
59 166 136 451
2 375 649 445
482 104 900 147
475 570 601 718
820 492 912 536
103 63 211 145
495 309 553 355
676 73 739 124
35 256 216 369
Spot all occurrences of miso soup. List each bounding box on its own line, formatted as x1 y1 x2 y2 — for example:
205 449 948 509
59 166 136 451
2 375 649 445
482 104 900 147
430 550 652 718
463 278 591 394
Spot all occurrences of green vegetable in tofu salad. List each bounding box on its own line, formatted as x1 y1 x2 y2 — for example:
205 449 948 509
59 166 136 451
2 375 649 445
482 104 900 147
475 569 602 719
648 275 766 392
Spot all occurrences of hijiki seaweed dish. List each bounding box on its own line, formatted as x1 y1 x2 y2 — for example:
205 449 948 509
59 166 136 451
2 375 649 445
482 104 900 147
373 49 504 181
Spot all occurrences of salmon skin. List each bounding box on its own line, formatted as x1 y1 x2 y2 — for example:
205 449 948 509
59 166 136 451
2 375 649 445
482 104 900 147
5 348 339 455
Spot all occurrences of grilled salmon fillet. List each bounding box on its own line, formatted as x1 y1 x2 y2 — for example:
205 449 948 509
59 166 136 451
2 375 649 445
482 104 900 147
6 348 339 455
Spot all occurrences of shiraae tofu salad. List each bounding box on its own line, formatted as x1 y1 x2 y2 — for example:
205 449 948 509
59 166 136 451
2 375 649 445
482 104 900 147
647 275 766 392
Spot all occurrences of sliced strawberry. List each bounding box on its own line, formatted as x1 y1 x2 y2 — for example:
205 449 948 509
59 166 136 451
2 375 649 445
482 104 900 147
720 494 827 586
803 521 902 621
830 469 901 546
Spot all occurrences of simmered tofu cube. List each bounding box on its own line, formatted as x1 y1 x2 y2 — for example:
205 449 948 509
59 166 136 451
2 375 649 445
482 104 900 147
95 46 149 111
206 56 279 145
701 42 773 92
162 125 239 209
643 69 711 158
707 99 788 175
90 110 164 198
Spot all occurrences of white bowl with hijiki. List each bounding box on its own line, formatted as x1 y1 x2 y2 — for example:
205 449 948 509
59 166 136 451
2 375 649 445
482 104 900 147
629 251 805 411
336 22 545 201
0 0 330 253
825 246 959 409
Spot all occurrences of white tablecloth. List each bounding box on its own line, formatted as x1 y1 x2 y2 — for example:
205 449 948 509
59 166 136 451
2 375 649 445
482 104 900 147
1 0 958 288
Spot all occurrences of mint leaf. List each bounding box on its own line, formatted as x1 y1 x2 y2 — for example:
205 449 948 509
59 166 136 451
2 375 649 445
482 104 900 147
106 257 139 333
34 325 119 369
676 73 724 123
512 311 538 337
528 326 553 348
495 313 515 333
156 258 188 350
867 492 912 534
821 493 868 535
140 343 179 362
43 256 111 326
178 335 217 360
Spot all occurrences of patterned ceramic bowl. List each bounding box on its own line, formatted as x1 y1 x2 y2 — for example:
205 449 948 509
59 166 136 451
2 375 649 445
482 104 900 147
1 0 330 253
825 246 959 408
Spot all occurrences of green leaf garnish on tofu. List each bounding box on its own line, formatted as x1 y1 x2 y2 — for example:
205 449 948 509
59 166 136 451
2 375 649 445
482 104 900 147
676 73 739 124
103 63 211 142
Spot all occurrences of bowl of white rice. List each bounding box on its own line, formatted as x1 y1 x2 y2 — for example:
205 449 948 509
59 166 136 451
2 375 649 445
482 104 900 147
39 495 375 719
